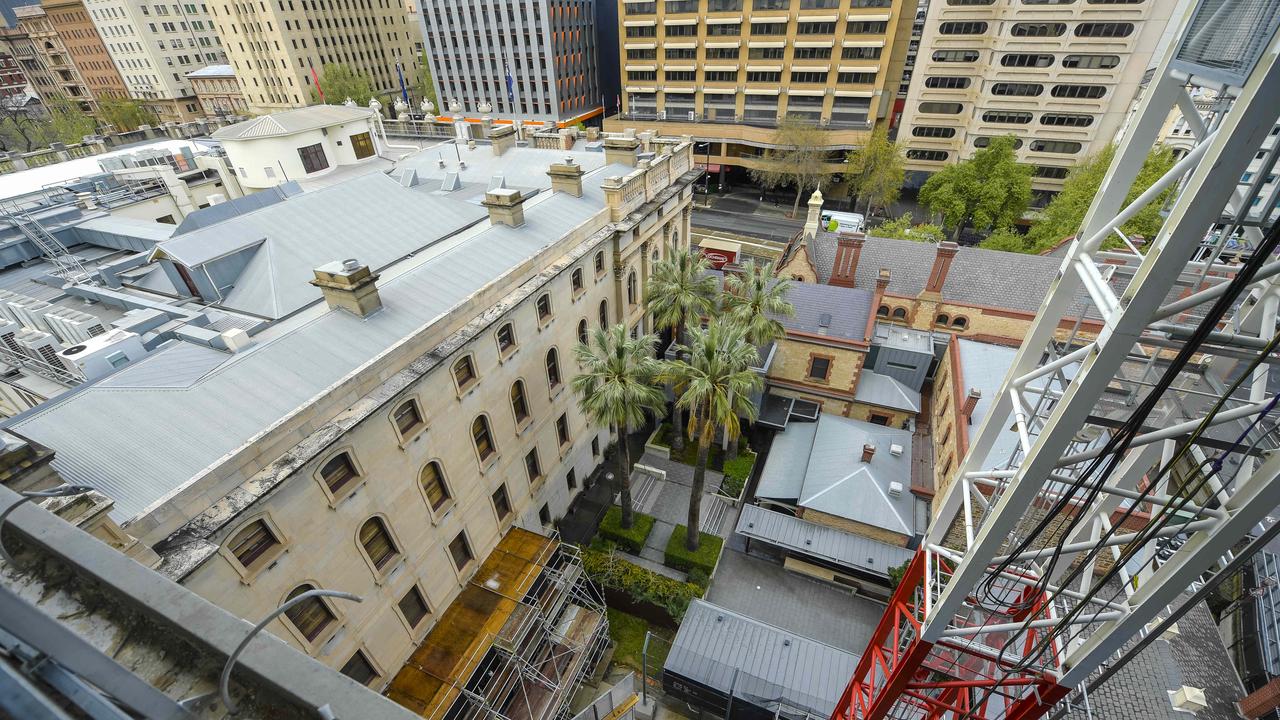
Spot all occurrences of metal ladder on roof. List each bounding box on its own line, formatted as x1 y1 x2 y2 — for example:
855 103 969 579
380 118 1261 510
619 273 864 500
0 200 90 285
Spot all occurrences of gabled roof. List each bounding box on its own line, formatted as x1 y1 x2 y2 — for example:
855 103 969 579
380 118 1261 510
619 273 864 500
211 105 374 140
854 370 921 413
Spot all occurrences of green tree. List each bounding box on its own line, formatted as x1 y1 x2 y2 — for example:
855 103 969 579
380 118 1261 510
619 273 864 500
310 63 376 106
572 325 666 529
749 117 833 218
98 97 158 132
845 126 905 217
46 97 97 145
645 246 717 452
1023 144 1177 253
871 213 946 244
978 227 1032 253
919 135 1032 242
661 321 761 550
413 52 438 109
0 95 48 152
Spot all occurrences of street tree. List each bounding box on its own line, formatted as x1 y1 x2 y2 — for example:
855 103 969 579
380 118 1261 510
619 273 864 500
413 52 438 109
919 135 1032 242
571 324 666 529
310 63 376 106
0 95 46 152
46 97 97 145
645 246 717 452
845 126 905 217
98 97 158 132
661 321 761 551
749 117 832 218
871 213 946 244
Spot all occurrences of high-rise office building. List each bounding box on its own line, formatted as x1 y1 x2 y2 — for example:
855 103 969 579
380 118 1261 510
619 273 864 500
605 0 915 183
206 0 423 113
421 0 602 125
81 0 228 122
897 0 1179 197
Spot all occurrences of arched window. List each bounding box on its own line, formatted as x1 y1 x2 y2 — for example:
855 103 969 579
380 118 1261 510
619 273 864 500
626 270 638 306
496 323 517 354
359 517 399 570
392 399 423 436
284 584 336 641
936 313 950 326
877 305 890 317
510 381 530 424
452 355 477 389
420 461 450 511
546 348 562 389
472 415 496 462
571 268 584 293
952 316 969 330
577 319 589 345
598 299 609 329
891 307 907 320
227 518 281 571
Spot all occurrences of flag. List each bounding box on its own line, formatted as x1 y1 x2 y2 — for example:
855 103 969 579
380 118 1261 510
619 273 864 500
309 59 324 102
504 61 514 103
396 61 408 103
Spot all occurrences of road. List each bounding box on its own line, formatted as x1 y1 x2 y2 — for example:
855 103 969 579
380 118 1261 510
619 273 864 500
691 206 804 243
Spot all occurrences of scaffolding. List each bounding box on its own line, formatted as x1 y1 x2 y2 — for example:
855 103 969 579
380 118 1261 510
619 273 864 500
386 528 610 720
832 1 1280 718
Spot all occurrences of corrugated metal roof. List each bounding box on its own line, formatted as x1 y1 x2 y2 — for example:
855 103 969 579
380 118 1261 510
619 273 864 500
736 504 912 576
854 370 921 413
756 414 915 535
665 599 859 719
211 105 375 140
5 164 622 522
185 64 233 78
98 342 231 389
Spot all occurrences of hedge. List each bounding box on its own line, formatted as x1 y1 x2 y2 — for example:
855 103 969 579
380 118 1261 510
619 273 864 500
719 450 756 500
664 525 724 576
582 546 704 621
597 506 655 554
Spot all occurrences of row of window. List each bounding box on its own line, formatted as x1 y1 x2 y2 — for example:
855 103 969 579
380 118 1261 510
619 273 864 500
939 21 1133 37
624 19 887 37
629 69 874 84
922 78 1108 99
875 304 970 330
933 50 1120 71
905 138 1083 159
628 46 883 61
628 0 892 12
948 0 1142 4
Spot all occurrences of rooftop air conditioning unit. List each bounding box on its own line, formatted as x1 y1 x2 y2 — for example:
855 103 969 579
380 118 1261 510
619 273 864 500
58 329 146 381
888 481 903 498
1170 686 1207 714
40 307 106 345
889 443 904 457
16 329 68 371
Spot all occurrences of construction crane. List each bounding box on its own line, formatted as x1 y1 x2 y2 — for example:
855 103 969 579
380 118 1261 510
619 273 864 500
832 2 1280 718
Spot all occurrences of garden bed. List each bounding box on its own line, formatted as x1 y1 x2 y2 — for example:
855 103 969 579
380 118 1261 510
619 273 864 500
583 544 704 623
663 525 724 579
597 506 655 554
607 607 675 673
650 422 748 471
717 449 756 501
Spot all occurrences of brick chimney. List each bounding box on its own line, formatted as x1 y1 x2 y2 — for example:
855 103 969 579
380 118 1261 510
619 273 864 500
547 156 584 197
924 241 960 295
603 136 640 167
311 259 382 317
829 231 864 288
483 188 526 227
861 443 876 463
876 268 891 293
488 124 517 156
962 388 982 418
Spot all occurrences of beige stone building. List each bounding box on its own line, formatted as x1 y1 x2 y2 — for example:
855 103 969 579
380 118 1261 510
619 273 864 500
605 0 915 180
6 130 699 700
13 4 98 112
187 63 245 117
206 0 424 113
897 0 1180 197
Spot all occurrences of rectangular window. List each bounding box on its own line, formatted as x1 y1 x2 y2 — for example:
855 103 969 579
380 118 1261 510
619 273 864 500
556 414 571 447
398 587 430 628
808 357 831 380
539 503 552 526
297 143 328 173
493 484 512 521
566 468 577 491
394 400 423 435
340 650 377 686
453 356 476 387
448 532 473 570
525 448 542 483
536 294 552 321
350 131 374 159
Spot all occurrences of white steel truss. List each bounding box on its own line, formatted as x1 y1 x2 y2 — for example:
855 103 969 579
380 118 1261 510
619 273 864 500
916 2 1280 713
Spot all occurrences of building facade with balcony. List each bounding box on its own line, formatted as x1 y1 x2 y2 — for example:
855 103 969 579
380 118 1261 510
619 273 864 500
13 3 98 112
41 0 129 107
187 63 245 117
81 0 227 122
605 0 915 181
896 0 1179 196
421 0 603 126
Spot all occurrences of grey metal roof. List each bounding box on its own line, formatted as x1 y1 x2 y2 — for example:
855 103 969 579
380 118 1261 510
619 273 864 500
97 342 232 389
5 163 621 522
185 64 233 78
780 281 873 343
736 504 912 576
872 322 932 354
172 183 300 235
211 105 375 140
664 599 860 719
957 339 1027 470
757 414 915 535
853 370 921 413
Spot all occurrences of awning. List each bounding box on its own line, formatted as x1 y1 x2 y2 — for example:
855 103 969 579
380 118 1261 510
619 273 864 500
697 163 722 173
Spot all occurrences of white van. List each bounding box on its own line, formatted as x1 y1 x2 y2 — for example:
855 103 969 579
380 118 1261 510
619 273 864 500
820 210 866 234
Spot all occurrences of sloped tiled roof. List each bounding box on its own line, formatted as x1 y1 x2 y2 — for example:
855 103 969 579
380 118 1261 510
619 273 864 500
211 105 375 140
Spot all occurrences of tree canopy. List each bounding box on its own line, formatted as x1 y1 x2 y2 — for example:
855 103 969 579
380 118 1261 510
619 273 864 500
749 118 835 217
47 97 98 145
310 63 376 106
845 126 904 217
723 260 794 347
413 53 438 109
919 136 1033 242
98 97 158 132
871 213 945 244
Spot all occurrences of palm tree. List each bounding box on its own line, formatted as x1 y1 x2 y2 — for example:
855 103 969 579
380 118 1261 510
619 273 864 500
661 321 761 550
572 324 666 528
721 261 794 458
644 246 717 451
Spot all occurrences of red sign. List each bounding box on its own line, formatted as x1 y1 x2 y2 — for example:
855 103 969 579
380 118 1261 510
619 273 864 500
701 248 736 269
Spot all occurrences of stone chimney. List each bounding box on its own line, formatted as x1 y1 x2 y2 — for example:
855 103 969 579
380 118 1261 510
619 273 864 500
829 231 865 288
489 124 517 156
604 136 641 167
924 241 960 295
547 157 584 197
311 259 382 317
483 188 526 227
962 388 982 418
802 187 825 239
876 268 891 292
861 443 876 463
